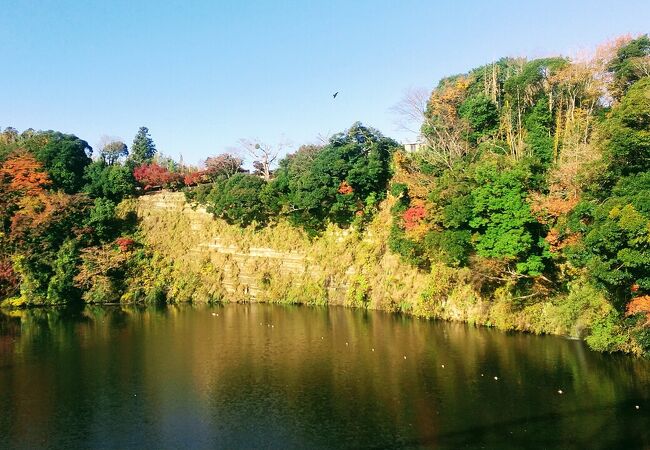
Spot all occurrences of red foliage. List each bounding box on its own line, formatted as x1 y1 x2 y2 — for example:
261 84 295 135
338 181 354 195
402 205 426 230
183 170 207 186
133 163 182 190
115 237 135 252
0 259 18 298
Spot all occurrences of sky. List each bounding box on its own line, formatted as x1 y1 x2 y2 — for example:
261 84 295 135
1 0 648 165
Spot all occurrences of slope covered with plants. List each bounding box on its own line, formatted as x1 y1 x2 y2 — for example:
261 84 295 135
1 35 649 356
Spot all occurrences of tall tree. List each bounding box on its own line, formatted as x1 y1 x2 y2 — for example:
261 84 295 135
130 127 156 166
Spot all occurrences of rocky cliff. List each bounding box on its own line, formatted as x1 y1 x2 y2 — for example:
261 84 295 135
135 191 429 309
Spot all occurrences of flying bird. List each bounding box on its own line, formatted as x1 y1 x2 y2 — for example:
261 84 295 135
333 92 339 99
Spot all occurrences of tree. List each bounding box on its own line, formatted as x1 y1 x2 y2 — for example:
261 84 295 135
84 198 119 243
99 139 128 165
567 172 650 302
469 160 547 275
604 78 650 175
607 34 650 98
238 139 287 181
204 153 244 179
0 152 52 232
0 152 51 195
206 173 269 227
390 86 430 136
270 122 396 232
30 131 92 193
46 239 81 304
130 126 156 165
84 161 136 202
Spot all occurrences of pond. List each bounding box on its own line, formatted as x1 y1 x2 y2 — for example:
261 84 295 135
1 304 649 449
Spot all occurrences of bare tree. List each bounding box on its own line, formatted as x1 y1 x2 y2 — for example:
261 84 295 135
390 86 430 137
237 138 290 181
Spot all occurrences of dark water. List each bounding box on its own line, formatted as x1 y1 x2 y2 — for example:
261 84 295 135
0 304 649 449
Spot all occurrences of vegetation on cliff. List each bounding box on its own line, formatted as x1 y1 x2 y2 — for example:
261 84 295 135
1 35 649 355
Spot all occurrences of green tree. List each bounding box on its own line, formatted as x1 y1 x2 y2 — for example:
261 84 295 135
100 140 128 165
46 239 80 304
85 198 119 243
206 174 269 227
600 78 650 181
608 35 650 98
129 126 156 166
31 131 92 193
84 161 135 202
458 94 499 143
567 173 650 302
271 122 396 233
469 160 547 275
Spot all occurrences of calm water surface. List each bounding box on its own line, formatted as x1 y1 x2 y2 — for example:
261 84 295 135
1 304 649 449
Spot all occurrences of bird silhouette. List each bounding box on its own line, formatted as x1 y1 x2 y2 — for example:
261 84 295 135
333 92 339 99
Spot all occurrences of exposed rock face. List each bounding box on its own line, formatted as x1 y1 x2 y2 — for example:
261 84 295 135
134 191 410 306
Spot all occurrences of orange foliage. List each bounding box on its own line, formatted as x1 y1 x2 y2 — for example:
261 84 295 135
337 181 354 195
529 193 579 224
0 152 51 195
428 76 470 124
544 228 580 253
626 296 650 325
9 192 83 245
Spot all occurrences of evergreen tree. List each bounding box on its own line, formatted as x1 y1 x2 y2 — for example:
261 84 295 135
129 126 156 166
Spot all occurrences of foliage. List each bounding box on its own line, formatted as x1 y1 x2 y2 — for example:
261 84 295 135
204 153 244 179
469 159 548 275
567 174 650 303
597 78 650 183
269 122 397 233
205 174 269 227
129 126 157 166
46 239 80 304
30 131 92 193
99 140 128 165
133 162 182 190
607 34 650 98
84 161 135 202
84 198 119 243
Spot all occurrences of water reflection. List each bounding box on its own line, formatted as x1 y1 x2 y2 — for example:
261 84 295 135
0 304 648 449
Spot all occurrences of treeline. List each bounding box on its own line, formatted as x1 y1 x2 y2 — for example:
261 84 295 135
185 123 397 233
0 122 398 305
0 126 165 305
1 35 649 355
386 35 650 352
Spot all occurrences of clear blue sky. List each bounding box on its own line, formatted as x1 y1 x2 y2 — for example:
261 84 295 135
1 0 648 165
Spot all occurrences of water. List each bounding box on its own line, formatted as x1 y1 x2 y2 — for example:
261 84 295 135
1 304 649 449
